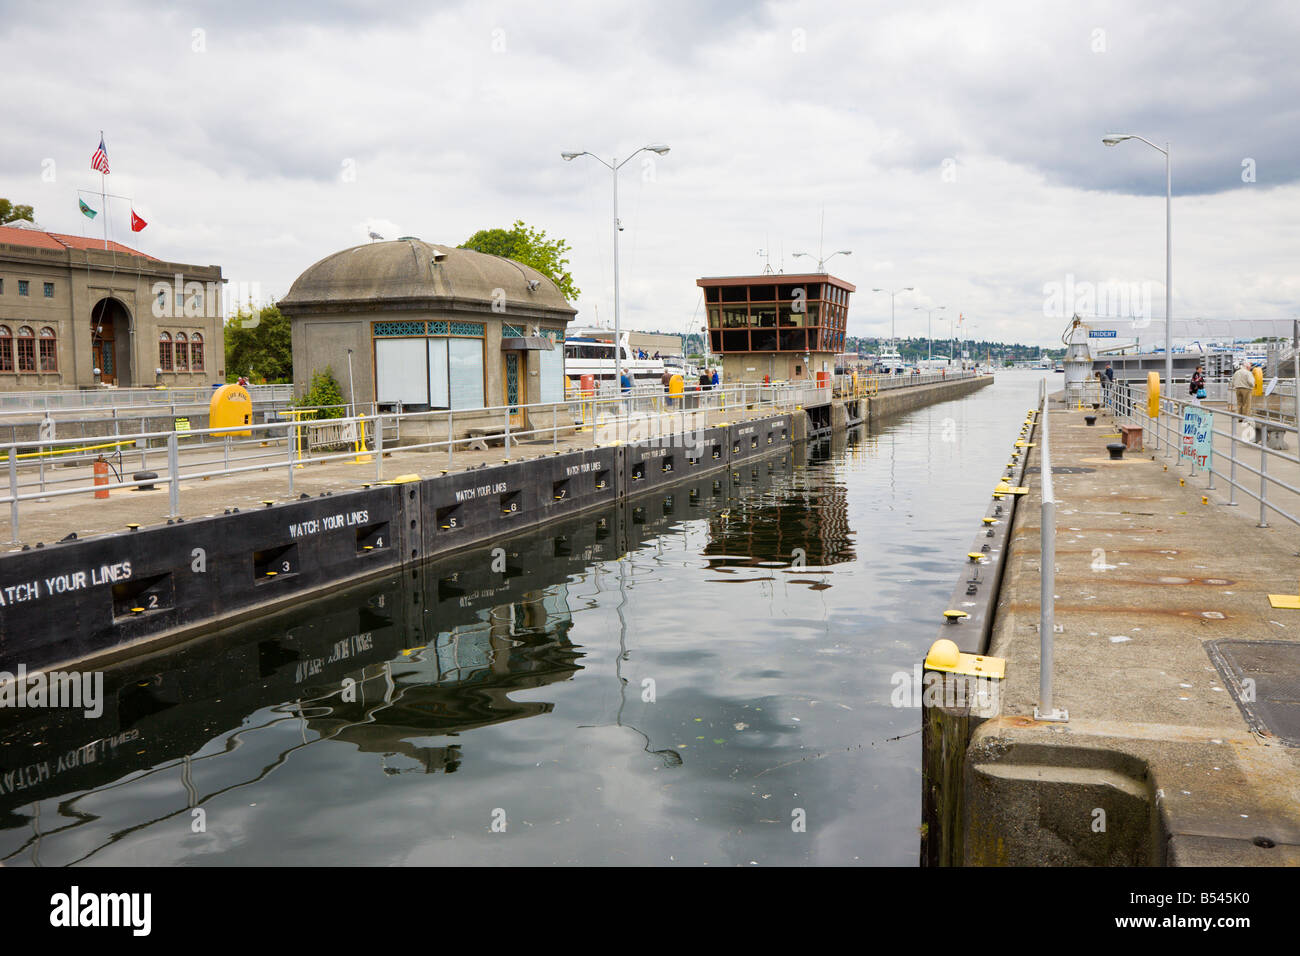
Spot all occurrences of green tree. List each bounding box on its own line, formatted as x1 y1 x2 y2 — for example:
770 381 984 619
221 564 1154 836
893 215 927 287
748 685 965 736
0 198 35 225
295 368 346 419
459 220 580 301
224 304 292 383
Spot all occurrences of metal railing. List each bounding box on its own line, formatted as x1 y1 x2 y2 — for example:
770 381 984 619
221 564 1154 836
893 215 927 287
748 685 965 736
0 372 986 543
0 381 813 543
1103 379 1300 530
1035 379 1067 722
872 369 982 391
0 383 291 412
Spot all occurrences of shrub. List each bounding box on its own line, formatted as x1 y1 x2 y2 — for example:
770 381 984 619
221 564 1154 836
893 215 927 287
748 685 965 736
296 368 346 420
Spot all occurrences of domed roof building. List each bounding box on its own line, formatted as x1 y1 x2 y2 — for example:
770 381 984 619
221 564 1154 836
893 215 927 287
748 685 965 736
280 238 577 418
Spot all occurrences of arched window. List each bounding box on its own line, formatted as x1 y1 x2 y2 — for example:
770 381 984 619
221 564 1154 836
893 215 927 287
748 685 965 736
16 326 35 373
38 327 57 372
191 332 205 371
174 332 189 371
0 326 12 372
159 330 173 371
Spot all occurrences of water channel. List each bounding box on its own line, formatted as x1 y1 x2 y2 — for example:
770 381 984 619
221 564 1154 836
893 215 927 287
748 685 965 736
0 371 1050 866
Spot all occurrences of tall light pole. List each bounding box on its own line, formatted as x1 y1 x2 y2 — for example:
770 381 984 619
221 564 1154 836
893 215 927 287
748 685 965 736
792 250 852 272
1103 133 1172 390
871 287 913 352
915 305 945 363
562 144 671 391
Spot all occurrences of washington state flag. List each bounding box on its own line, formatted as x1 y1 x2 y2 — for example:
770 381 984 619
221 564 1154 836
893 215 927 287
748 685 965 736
79 198 98 219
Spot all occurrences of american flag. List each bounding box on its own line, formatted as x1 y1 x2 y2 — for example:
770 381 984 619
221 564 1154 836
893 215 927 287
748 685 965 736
91 135 110 175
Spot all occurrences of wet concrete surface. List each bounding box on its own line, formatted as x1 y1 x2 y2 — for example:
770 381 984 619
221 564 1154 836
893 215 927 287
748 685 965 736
975 395 1300 865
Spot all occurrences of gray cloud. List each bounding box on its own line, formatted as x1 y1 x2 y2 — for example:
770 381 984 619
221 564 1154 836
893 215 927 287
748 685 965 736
2 0 1297 346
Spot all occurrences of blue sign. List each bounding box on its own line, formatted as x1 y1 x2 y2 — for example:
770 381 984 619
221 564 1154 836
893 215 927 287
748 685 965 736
1180 406 1213 471
1088 330 1117 338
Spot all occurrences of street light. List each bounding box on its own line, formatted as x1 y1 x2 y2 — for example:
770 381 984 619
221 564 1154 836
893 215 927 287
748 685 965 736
791 250 852 272
915 305 945 363
1103 133 1172 391
562 144 671 392
871 287 914 352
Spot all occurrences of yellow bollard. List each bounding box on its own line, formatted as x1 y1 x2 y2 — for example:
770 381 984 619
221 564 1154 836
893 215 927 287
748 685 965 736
352 417 373 464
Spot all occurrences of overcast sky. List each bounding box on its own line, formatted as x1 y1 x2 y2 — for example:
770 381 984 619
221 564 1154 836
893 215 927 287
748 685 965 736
3 0 1298 347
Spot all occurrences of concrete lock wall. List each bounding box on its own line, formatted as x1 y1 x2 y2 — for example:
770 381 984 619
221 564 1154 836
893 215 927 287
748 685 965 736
866 375 988 425
920 394 1035 866
0 460 802 815
0 377 980 677
0 414 797 674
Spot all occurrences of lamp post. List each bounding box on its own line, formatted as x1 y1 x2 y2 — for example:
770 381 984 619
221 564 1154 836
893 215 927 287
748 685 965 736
791 250 852 273
562 144 671 392
1103 133 1172 391
871 287 913 353
345 347 356 417
915 305 945 363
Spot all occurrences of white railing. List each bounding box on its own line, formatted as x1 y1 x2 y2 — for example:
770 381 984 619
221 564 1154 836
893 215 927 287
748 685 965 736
0 372 982 543
1035 379 1066 722
0 382 816 543
0 384 291 412
1104 378 1300 530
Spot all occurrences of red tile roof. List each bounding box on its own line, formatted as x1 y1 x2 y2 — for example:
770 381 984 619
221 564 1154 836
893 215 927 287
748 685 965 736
0 224 156 259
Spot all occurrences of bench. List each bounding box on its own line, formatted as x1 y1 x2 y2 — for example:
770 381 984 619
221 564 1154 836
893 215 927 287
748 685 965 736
466 427 517 451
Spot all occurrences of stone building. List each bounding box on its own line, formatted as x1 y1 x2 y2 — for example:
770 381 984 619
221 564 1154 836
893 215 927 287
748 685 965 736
0 222 224 390
279 239 577 431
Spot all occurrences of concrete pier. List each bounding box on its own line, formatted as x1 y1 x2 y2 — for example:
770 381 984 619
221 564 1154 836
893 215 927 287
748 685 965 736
932 394 1300 865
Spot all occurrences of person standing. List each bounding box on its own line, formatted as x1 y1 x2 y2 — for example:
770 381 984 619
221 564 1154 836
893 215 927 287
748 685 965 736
711 368 720 388
1189 366 1205 400
661 367 674 408
1231 362 1255 418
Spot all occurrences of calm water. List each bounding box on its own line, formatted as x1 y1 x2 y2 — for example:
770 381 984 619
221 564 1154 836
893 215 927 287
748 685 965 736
0 371 1049 866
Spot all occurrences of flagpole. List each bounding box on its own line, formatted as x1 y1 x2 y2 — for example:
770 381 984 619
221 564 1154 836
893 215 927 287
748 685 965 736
99 130 107 250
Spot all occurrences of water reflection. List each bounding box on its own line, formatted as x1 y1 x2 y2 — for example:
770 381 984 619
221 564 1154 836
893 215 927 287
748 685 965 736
0 375 1048 865
0 452 803 864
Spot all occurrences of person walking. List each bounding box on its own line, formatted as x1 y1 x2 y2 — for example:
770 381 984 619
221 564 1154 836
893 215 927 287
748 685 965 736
1231 362 1255 418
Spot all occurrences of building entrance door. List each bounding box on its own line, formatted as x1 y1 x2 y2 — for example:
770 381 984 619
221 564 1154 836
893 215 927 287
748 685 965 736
92 315 116 385
503 351 527 428
90 297 130 386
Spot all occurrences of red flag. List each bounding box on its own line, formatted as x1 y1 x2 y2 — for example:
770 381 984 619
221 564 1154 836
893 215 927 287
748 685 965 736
130 209 147 233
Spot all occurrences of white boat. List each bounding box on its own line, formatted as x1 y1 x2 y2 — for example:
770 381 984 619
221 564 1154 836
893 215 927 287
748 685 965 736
874 348 906 374
564 330 665 385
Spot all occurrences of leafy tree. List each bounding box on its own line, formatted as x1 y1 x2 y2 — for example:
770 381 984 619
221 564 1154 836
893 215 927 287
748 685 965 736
295 368 346 419
459 220 580 301
224 304 292 383
0 198 35 225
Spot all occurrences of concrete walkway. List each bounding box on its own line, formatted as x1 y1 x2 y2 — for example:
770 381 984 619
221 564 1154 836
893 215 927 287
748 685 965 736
972 396 1300 865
